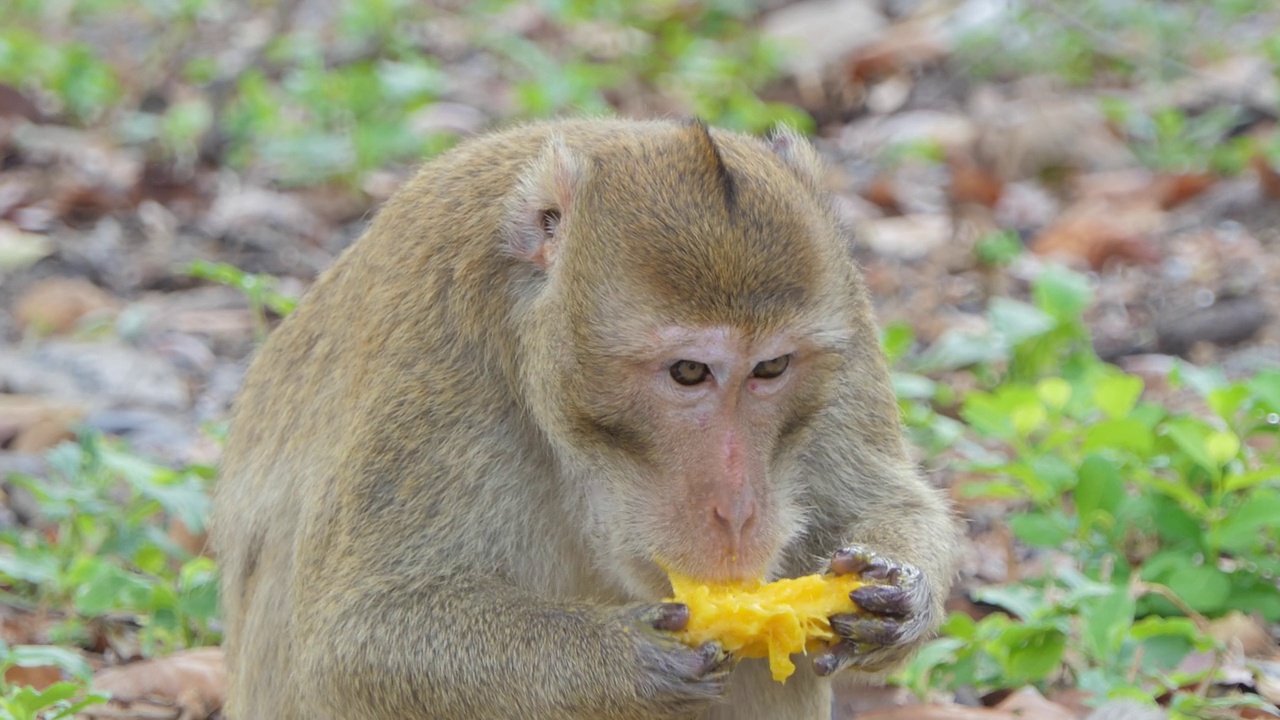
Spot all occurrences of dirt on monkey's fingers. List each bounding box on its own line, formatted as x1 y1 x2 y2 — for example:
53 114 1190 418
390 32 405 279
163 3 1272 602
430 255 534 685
663 571 869 683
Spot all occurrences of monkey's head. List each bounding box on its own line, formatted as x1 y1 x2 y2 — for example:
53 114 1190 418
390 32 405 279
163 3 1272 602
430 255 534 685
506 121 869 597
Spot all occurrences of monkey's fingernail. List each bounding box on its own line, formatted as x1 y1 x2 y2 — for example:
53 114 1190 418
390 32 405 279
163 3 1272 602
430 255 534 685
698 642 728 669
832 548 871 575
652 603 690 631
813 652 839 677
860 557 895 581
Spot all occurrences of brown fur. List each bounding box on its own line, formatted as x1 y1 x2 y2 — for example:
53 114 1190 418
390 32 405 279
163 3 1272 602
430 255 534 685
212 118 960 719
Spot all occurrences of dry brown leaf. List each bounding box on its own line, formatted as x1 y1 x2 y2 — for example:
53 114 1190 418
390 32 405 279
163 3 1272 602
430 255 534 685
14 276 121 336
1208 611 1276 657
947 151 1004 209
1252 154 1280 200
89 648 225 719
1030 198 1164 270
4 664 62 691
0 394 83 452
994 687 1076 720
847 18 952 83
1151 172 1217 209
168 519 210 559
863 174 904 214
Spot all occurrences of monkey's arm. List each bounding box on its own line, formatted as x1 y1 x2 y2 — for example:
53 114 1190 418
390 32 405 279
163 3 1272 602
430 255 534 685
291 570 727 720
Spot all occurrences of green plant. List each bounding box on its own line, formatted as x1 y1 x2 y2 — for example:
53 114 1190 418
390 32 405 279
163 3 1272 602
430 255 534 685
0 431 219 655
185 260 298 339
0 643 107 720
889 263 1280 713
1102 101 1252 175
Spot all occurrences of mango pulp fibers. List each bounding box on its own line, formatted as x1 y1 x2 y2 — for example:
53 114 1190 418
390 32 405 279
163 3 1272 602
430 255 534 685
664 571 865 682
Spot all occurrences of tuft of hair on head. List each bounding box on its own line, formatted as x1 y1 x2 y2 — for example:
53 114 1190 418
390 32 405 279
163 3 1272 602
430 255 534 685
765 124 826 195
684 118 737 213
504 134 584 272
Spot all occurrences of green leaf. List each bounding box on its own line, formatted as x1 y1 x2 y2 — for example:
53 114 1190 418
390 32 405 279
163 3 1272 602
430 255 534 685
961 392 1015 439
1083 589 1135 659
1164 564 1231 614
1009 511 1072 548
892 372 936 400
989 298 1055 345
1093 373 1144 420
1247 371 1280 413
1163 419 1219 476
917 329 1008 373
1076 455 1125 527
881 322 915 364
998 624 1067 683
1036 377 1072 411
1032 264 1092 323
1224 467 1280 493
971 585 1048 619
8 646 92 680
1214 488 1280 553
1082 418 1155 456
1206 384 1250 420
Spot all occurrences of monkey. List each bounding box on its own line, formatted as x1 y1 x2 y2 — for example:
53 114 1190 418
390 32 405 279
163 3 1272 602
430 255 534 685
210 117 961 720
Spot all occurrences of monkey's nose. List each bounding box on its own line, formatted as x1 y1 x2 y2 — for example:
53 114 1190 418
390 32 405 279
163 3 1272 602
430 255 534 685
713 491 757 550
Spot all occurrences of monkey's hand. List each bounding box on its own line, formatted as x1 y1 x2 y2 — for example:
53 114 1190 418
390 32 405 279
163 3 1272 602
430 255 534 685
813 545 936 677
623 602 731 714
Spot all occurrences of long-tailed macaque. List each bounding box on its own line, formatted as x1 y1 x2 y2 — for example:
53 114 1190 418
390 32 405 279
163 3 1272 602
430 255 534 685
211 118 960 719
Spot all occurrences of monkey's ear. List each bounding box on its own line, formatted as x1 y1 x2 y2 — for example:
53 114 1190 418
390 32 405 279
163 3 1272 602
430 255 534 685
505 135 583 272
766 125 825 194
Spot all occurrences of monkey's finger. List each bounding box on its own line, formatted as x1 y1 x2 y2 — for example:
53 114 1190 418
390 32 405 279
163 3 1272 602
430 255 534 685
830 546 888 577
829 614 904 645
850 585 913 617
813 641 897 677
636 602 691 632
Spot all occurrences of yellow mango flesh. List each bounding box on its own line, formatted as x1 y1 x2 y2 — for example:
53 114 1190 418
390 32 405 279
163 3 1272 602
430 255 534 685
665 571 865 682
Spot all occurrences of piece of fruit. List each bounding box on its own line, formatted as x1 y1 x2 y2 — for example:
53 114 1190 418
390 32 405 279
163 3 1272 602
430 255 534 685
664 570 865 682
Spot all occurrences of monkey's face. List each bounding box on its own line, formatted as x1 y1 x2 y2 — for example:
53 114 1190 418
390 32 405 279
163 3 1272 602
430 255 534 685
545 314 850 596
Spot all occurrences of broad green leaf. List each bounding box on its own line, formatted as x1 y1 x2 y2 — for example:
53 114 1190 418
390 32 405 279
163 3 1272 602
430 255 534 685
989 297 1055 345
1224 467 1280 493
971 585 1048 619
998 624 1067 683
892 372 936 400
1163 419 1218 477
1009 511 1072 548
1164 564 1231 614
1093 373 1144 420
1206 384 1250 420
1204 430 1240 466
8 645 92 679
1084 588 1135 659
1032 264 1092 323
1247 371 1280 413
880 322 915 364
1076 455 1125 527
916 328 1008 373
1036 377 1072 411
1214 488 1280 553
961 392 1016 439
1082 418 1155 456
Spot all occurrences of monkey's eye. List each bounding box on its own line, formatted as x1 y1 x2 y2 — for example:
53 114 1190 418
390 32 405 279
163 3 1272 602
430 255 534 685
751 354 791 380
670 360 711 386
